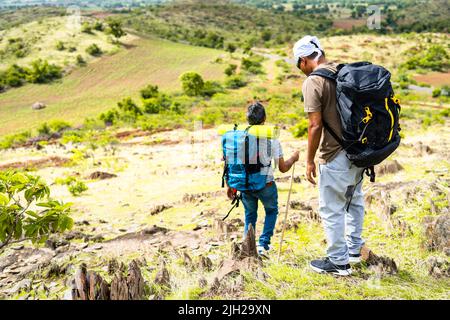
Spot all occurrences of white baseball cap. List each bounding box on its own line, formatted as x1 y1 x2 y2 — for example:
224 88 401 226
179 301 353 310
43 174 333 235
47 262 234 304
293 35 323 63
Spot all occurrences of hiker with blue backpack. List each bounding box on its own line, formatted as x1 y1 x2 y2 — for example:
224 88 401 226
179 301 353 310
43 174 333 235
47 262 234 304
220 102 299 256
294 35 401 276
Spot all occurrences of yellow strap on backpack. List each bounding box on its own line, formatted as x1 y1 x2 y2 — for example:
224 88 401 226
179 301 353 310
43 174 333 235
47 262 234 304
217 124 280 139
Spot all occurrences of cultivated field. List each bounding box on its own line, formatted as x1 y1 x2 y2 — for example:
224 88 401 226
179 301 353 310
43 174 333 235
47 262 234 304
0 35 226 135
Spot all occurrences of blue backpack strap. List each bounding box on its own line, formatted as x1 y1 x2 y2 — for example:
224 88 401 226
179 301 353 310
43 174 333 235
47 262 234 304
221 124 239 188
243 126 252 189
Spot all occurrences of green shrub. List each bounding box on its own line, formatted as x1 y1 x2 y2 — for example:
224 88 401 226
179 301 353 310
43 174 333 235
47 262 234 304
117 97 142 119
86 43 102 56
290 119 309 138
241 56 264 74
225 64 237 76
26 59 62 84
48 120 71 132
99 109 120 126
76 54 86 66
180 72 205 96
440 108 450 118
81 22 93 34
140 84 159 99
93 21 104 31
0 131 31 149
198 107 226 126
56 41 65 51
142 94 172 114
68 180 88 197
403 45 450 72
3 64 27 87
37 122 51 136
432 88 441 98
225 75 247 89
61 130 86 144
422 114 445 129
202 80 224 97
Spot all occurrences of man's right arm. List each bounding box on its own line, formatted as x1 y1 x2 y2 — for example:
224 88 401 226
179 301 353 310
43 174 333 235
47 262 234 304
306 111 323 185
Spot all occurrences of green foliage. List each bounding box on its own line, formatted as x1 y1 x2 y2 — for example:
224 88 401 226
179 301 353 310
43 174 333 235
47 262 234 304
106 19 126 40
117 97 143 120
226 43 237 53
202 81 224 97
180 72 205 97
225 75 247 89
76 54 86 66
224 64 237 76
403 45 450 72
93 21 104 31
0 131 31 150
26 59 62 84
421 114 445 130
1 64 27 87
55 41 65 51
140 84 159 99
37 122 51 136
67 181 88 197
432 88 441 98
241 56 264 74
290 119 309 138
86 43 102 57
99 109 120 126
0 171 73 250
3 37 29 58
81 22 93 34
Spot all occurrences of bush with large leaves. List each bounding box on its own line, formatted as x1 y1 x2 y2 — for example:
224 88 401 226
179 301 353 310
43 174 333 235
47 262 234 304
0 171 73 251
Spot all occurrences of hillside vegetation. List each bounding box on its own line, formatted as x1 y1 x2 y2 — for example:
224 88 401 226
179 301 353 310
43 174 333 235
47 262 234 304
119 1 332 50
0 1 449 301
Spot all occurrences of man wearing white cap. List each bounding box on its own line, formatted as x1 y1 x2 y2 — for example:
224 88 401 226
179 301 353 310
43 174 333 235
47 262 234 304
293 36 365 276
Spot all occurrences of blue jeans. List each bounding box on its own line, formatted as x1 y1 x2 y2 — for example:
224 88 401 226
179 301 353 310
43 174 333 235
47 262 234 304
241 182 279 248
318 150 365 265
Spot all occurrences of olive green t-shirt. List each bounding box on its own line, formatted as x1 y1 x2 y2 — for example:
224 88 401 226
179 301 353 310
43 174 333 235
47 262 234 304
302 62 343 164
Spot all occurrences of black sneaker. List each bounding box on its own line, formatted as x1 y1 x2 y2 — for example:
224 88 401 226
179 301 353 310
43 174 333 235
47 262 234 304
349 253 361 264
310 257 352 276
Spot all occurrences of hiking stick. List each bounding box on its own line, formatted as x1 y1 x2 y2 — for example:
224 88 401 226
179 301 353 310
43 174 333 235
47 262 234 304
277 162 296 262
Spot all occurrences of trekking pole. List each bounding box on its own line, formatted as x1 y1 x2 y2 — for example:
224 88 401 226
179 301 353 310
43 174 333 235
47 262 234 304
277 162 296 263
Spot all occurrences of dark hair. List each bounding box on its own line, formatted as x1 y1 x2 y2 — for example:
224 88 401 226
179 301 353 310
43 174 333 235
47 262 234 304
247 102 266 125
297 50 326 68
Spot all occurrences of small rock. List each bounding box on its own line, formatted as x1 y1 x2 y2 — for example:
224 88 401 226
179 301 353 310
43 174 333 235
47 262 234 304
8 279 32 294
11 244 24 250
32 102 46 110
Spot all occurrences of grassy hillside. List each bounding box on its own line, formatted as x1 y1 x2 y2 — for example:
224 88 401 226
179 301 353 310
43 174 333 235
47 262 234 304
118 1 332 50
0 35 226 136
0 16 137 70
0 6 65 30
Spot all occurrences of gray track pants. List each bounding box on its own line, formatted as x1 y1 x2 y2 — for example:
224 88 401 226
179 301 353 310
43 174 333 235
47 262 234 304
318 150 366 265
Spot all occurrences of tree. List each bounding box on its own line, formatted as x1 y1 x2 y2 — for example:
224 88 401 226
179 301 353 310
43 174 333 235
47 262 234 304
180 72 205 96
0 171 73 251
106 20 126 42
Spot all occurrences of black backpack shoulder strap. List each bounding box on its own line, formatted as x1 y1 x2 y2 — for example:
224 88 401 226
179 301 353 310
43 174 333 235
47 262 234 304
309 68 337 81
309 66 345 148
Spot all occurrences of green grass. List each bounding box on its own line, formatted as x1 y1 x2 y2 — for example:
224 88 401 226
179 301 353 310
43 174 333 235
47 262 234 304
0 35 225 136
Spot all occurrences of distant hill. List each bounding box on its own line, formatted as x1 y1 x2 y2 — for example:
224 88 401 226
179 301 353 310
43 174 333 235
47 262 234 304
118 1 332 50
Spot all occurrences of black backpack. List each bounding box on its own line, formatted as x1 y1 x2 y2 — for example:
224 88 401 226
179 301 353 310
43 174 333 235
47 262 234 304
310 62 401 182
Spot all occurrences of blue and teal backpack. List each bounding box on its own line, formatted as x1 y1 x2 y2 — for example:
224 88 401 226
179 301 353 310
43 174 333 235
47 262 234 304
221 125 272 192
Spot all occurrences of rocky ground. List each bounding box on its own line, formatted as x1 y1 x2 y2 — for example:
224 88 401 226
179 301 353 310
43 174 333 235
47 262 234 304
0 117 449 300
